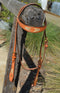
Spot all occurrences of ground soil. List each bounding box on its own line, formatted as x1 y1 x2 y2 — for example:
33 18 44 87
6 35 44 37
0 29 8 93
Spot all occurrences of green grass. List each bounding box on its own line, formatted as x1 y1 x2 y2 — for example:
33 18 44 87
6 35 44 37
25 22 60 93
46 22 60 54
0 5 14 22
25 22 60 55
0 5 14 47
0 30 11 48
44 54 60 93
43 23 60 93
25 32 43 55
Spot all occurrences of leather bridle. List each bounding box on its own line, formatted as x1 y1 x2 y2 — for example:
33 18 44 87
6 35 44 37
9 3 48 86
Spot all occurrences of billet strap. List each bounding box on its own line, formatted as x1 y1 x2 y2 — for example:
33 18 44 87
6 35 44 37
9 22 18 82
33 30 48 86
9 3 48 85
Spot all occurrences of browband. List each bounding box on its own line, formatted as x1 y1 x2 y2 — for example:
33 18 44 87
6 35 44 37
17 3 47 33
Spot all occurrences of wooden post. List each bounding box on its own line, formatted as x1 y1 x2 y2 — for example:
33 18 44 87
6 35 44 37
0 0 25 16
0 0 45 93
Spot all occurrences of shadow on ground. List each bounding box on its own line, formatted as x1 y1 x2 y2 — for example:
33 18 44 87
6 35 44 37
15 48 45 93
0 41 6 47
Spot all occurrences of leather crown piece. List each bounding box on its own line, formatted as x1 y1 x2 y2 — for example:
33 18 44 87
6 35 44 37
17 3 47 33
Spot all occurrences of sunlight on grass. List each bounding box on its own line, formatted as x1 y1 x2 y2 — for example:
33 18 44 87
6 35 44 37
25 22 60 93
25 22 60 56
0 30 11 48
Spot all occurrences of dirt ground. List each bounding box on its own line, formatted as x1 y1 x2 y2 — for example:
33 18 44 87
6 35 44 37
0 29 8 93
45 12 60 27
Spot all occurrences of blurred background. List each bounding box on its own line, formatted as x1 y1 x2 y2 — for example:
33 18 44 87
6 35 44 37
0 0 60 93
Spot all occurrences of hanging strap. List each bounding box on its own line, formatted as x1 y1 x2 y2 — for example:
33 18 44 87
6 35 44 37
9 3 48 85
33 30 48 86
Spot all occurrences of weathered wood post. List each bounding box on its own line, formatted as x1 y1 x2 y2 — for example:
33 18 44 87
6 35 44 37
0 0 45 93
